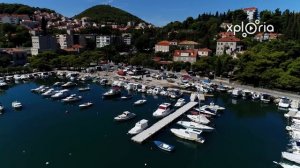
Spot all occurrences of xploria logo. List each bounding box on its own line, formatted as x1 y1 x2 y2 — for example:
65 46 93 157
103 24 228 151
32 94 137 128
227 20 275 37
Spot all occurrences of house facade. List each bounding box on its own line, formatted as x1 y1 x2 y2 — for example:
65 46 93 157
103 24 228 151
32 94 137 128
198 48 212 57
155 41 171 53
216 37 242 57
173 49 198 63
178 40 199 50
96 35 112 48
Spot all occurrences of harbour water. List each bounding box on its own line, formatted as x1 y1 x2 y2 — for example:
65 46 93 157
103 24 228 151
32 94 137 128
0 81 289 168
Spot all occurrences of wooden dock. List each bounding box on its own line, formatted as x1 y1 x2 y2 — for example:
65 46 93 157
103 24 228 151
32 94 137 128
131 101 199 143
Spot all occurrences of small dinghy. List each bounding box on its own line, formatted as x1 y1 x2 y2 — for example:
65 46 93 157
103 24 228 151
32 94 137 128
79 102 93 108
153 140 175 152
134 99 147 105
78 87 91 92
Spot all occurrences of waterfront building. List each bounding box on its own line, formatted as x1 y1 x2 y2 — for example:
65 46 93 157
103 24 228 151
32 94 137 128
31 35 57 55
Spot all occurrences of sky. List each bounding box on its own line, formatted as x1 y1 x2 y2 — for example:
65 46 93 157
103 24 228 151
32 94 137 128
2 0 300 26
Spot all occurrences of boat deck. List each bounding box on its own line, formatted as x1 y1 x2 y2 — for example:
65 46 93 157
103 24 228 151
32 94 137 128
131 101 199 144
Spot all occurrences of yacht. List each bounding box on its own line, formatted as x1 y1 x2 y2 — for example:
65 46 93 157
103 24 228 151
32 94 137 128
51 89 70 99
61 82 77 88
174 98 186 107
62 94 82 102
177 121 214 132
275 162 300 168
31 85 46 93
102 88 121 99
128 119 148 135
260 93 272 103
170 128 205 143
79 102 93 108
278 97 291 109
204 102 225 111
195 107 217 116
153 103 173 118
12 101 22 109
114 111 136 121
134 99 147 105
282 152 300 164
187 114 210 125
41 89 57 97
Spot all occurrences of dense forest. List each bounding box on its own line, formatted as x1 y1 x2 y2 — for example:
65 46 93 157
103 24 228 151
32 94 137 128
0 3 55 15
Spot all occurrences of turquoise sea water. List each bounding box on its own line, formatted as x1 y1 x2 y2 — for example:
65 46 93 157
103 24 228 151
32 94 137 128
0 81 289 168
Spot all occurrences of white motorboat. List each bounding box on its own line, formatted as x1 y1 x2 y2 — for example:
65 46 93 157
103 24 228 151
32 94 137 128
282 152 300 164
51 89 70 99
102 88 121 99
62 82 77 88
170 128 205 143
53 82 63 86
0 103 4 112
205 102 225 111
41 88 56 97
276 162 300 168
79 102 93 108
174 98 186 107
286 124 300 131
12 101 22 109
232 88 242 98
62 94 82 102
195 106 217 116
78 86 91 92
134 99 147 105
128 119 148 135
0 81 8 88
31 85 46 93
177 121 214 132
187 114 210 125
242 89 252 99
278 97 291 109
153 103 173 118
260 93 272 103
114 111 136 121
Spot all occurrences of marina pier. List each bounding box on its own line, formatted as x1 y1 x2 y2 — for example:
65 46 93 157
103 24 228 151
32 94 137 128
131 101 199 143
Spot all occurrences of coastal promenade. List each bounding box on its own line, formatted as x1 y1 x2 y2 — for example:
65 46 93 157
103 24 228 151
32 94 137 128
131 101 198 143
212 78 300 100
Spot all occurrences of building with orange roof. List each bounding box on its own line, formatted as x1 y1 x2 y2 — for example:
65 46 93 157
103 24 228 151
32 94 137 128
155 40 177 53
216 37 242 57
198 48 212 57
178 40 199 50
173 49 199 63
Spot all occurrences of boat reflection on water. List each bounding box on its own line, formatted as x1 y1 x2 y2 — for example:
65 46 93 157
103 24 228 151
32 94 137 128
231 99 238 105
175 139 199 149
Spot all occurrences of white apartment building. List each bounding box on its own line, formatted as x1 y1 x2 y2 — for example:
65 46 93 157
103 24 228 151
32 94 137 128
216 37 242 57
96 35 112 48
31 35 57 55
122 33 132 45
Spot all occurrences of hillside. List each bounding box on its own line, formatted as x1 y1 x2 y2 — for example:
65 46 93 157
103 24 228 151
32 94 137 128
74 5 144 24
0 3 55 15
